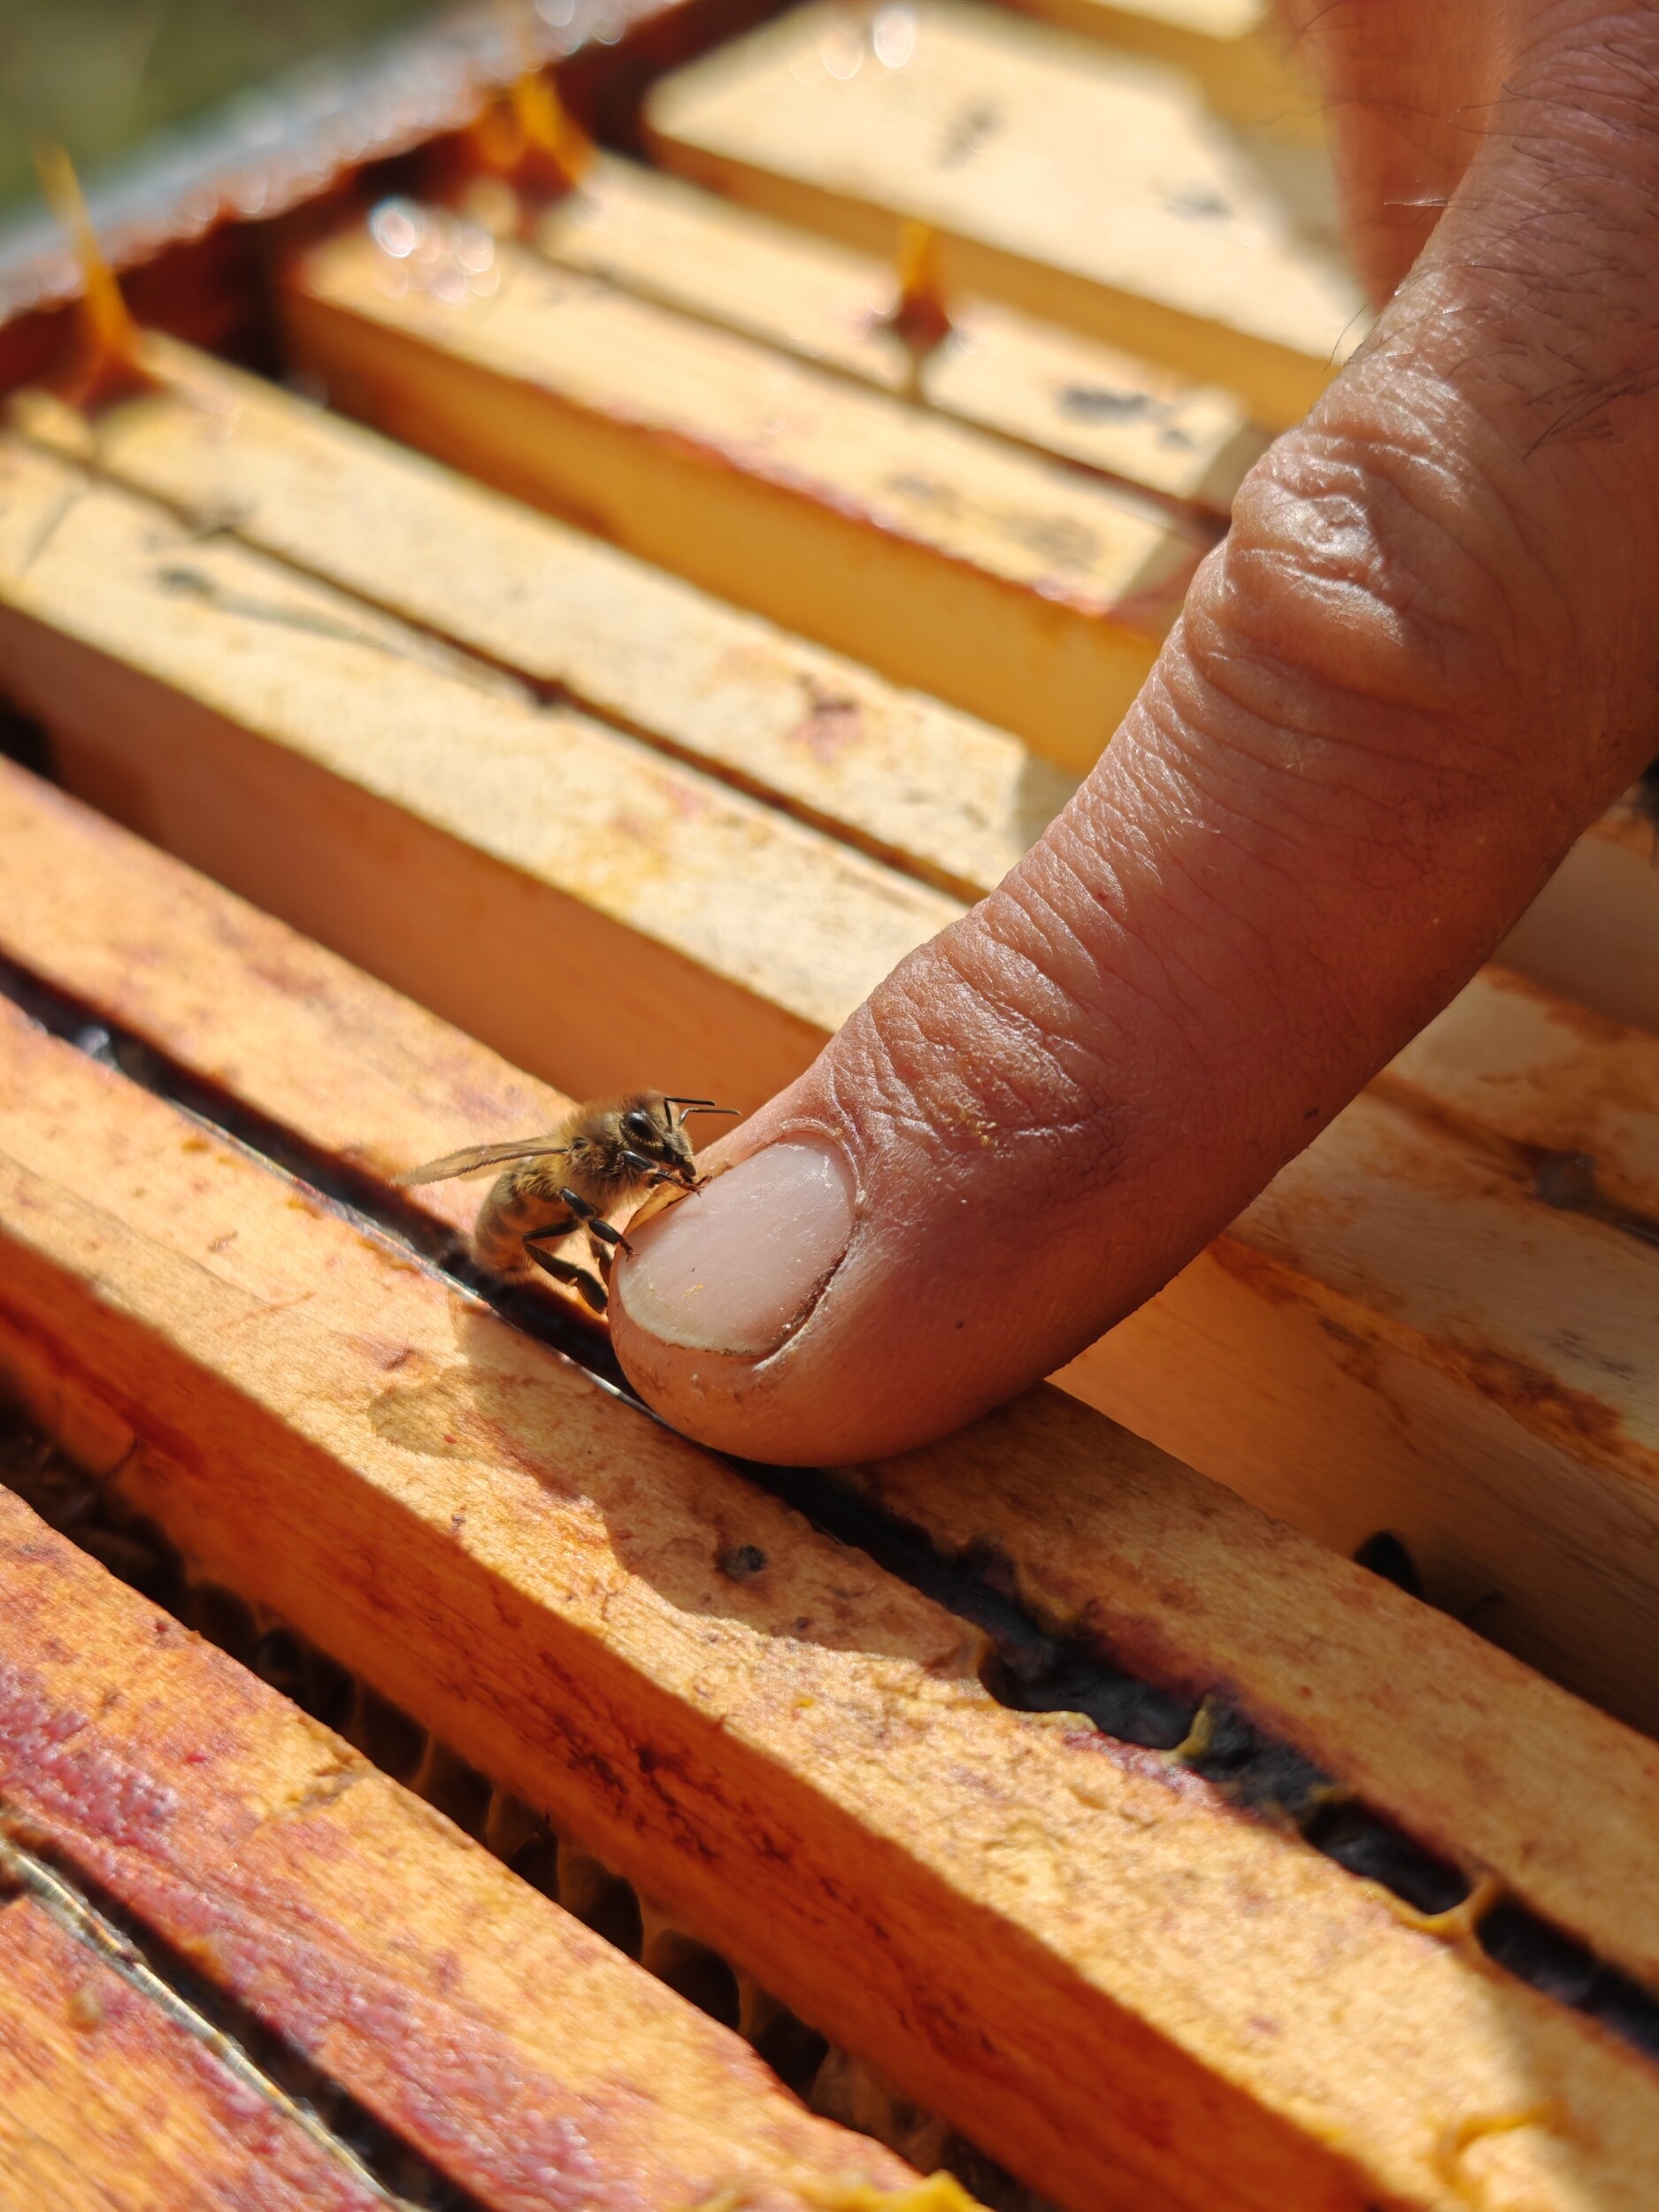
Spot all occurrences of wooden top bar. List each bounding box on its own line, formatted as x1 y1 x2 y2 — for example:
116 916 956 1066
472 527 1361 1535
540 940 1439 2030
0 1485 925 2210
1000 0 1325 140
4 5 1652 2203
7 385 1658 1724
283 215 1199 766
7 757 1659 1962
0 1894 385 2212
869 1380 1659 1983
9 990 1659 2208
10 765 1659 2212
1240 1091 1659 1492
1499 808 1659 1038
295 212 1196 623
9 367 1659 1717
1071 1053 1659 1727
0 433 960 1113
14 346 1077 904
645 0 1365 426
1385 964 1659 1222
534 152 1266 508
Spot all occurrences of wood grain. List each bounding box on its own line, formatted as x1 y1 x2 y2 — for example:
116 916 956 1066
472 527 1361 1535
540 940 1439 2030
0 1486 927 2212
0 760 599 1267
1498 809 1659 1038
644 0 1365 426
1067 1026 1659 1729
14 346 1076 906
4 754 1658 1753
1383 964 1659 1221
21 348 1644 1043
3 412 1655 1724
0 434 961 1116
875 1377 1659 1993
281 217 1200 768
532 152 1266 508
998 0 1325 141
7 997 1659 2212
5 764 1659 2212
0 1894 383 2212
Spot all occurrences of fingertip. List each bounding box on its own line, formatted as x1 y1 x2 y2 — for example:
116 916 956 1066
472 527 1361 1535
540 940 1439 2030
615 1138 855 1356
610 1135 861 1457
604 1300 767 1455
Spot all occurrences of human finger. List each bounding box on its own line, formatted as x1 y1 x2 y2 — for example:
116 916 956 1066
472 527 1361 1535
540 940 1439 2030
611 11 1659 1462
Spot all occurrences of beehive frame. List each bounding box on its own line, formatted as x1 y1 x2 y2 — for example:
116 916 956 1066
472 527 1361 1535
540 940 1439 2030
1 3 1656 2207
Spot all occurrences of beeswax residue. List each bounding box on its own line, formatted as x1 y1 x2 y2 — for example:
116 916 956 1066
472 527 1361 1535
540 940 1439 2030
691 2175 986 2212
810 2181 984 2212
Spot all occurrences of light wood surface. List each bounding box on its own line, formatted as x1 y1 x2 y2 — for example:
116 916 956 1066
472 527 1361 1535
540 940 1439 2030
8 997 1659 2212
16 351 1647 1037
0 759 607 1267
0 1893 383 2212
1067 1002 1659 1728
1065 1225 1659 1714
0 434 961 1115
865 1375 1659 1985
14 347 1076 904
4 394 1655 1724
5 764 1659 2208
998 0 1325 140
4 403 1655 1713
1498 809 1659 1037
1384 964 1659 1220
1 8 1646 2198
282 217 1200 767
0 1485 925 2211
532 152 1265 508
644 0 1365 426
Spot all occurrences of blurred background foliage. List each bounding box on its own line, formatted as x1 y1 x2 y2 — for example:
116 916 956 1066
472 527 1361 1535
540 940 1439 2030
0 0 440 218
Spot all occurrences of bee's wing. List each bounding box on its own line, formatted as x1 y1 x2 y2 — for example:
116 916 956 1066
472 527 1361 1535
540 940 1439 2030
396 1136 571 1187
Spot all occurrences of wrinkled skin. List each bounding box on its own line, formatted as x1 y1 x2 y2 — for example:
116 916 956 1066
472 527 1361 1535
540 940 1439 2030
613 1 1659 1463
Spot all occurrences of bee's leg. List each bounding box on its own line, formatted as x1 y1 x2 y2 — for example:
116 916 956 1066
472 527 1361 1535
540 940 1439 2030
521 1232 608 1314
616 1149 688 1186
557 1186 634 1258
588 1224 622 1282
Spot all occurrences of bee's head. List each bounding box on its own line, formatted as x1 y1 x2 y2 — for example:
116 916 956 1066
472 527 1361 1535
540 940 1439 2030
618 1094 736 1183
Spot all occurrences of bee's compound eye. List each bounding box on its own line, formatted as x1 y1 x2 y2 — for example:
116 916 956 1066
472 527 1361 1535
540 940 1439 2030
621 1109 657 1144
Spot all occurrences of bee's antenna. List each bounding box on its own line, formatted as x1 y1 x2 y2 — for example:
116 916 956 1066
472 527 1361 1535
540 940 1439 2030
667 1099 739 1123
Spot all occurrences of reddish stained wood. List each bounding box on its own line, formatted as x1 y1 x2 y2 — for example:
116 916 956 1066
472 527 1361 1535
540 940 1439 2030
3 760 1659 1997
0 1486 919 2212
0 1893 384 2212
1 857 1659 2208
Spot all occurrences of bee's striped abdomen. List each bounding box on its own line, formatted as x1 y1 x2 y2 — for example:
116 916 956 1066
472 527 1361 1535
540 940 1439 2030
472 1164 576 1274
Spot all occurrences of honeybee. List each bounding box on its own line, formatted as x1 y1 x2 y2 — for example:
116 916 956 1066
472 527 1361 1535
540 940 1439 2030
399 1093 734 1314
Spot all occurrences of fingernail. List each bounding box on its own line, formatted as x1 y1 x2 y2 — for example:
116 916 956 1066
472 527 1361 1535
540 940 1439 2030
617 1141 855 1356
